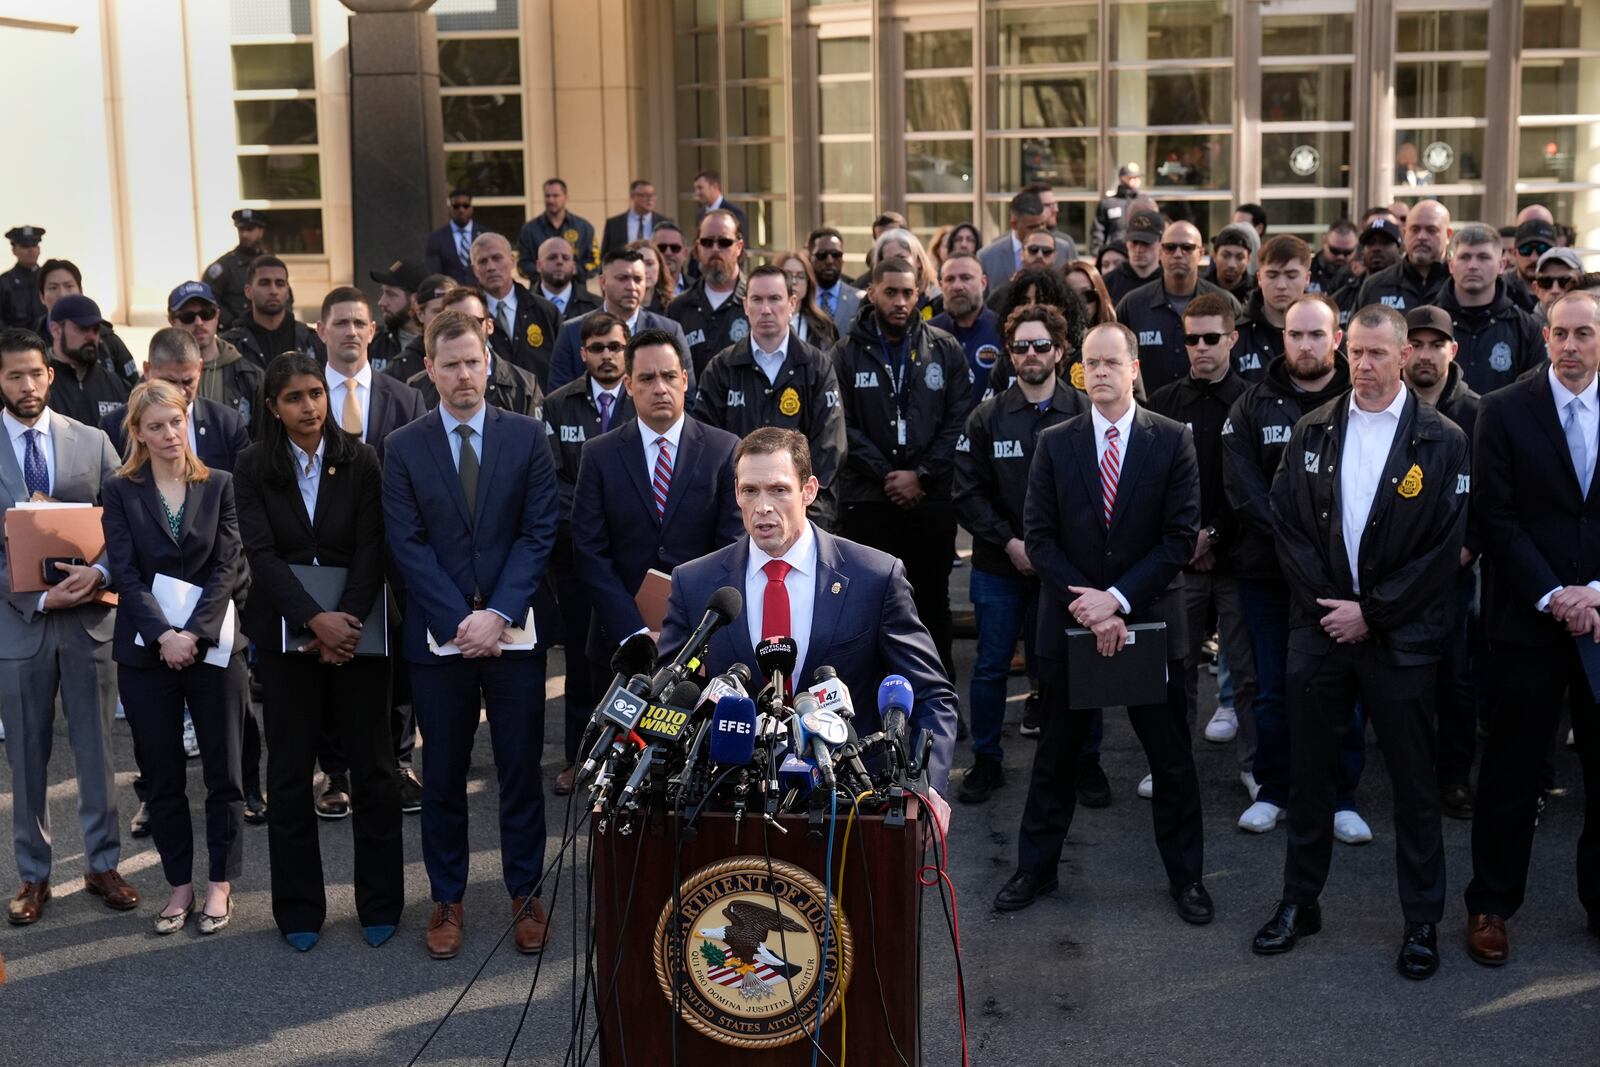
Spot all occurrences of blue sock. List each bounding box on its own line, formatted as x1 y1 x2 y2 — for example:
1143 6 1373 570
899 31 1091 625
285 931 320 953
363 924 397 947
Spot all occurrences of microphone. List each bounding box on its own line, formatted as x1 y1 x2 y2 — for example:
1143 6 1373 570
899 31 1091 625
756 636 798 712
577 671 653 785
810 667 872 792
708 694 759 767
650 586 742 697
778 751 821 810
877 675 914 748
793 690 846 790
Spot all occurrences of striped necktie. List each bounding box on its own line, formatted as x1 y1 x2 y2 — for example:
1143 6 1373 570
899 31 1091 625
652 436 673 517
1100 424 1121 526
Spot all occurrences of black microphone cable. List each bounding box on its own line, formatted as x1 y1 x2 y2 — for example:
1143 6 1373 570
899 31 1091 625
844 791 912 1067
576 818 647 1067
760 812 840 1067
907 786 969 1067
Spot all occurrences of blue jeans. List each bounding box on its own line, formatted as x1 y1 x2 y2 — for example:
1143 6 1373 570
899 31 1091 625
1238 578 1365 810
969 567 1037 760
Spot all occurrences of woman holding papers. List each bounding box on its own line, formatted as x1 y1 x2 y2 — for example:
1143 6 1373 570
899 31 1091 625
234 352 401 951
101 379 249 935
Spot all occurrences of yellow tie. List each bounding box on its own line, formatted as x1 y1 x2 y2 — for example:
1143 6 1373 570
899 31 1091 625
342 382 362 436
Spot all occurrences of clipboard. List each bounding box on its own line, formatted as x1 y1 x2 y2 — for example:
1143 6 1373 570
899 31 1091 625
281 564 389 656
634 567 672 633
4 502 118 604
1064 622 1169 710
428 607 537 655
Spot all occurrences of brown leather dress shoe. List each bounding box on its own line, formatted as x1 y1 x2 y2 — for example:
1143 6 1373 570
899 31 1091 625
8 881 49 925
85 869 140 911
1467 913 1509 966
426 902 464 959
512 896 550 954
553 765 576 796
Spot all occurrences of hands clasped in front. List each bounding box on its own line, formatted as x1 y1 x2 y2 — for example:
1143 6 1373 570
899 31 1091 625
1549 584 1600 641
452 609 508 658
1068 586 1127 656
300 611 364 665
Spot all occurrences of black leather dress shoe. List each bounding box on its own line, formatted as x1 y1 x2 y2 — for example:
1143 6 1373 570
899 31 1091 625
1251 900 1321 955
1076 760 1112 809
1397 922 1440 980
1171 881 1214 925
994 869 1058 912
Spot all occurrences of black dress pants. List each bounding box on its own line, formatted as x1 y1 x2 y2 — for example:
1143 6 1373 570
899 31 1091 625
1016 654 1204 888
260 650 403 934
1466 640 1600 920
841 498 957 682
1282 642 1444 923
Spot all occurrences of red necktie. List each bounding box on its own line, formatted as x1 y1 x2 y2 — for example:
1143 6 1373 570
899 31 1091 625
1100 424 1121 526
762 559 792 639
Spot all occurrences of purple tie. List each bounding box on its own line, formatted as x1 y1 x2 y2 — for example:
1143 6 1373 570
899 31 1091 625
23 429 49 498
599 392 615 433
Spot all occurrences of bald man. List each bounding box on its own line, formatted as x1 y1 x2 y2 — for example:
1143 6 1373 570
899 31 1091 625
1114 220 1243 392
534 237 600 321
1357 199 1452 313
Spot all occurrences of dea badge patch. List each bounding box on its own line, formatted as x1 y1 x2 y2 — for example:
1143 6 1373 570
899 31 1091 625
924 360 944 391
1070 361 1086 390
1489 342 1512 373
655 858 853 1049
778 387 802 417
729 317 750 343
526 323 544 349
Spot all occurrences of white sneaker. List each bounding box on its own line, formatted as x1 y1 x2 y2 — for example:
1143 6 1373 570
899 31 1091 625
1204 706 1238 743
1240 771 1260 801
1569 728 1577 750
1238 800 1282 833
115 700 126 721
1136 773 1154 799
1334 810 1373 844
182 713 199 759
0 719 6 742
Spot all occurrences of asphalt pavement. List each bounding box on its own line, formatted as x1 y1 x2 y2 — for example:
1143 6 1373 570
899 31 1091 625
0 568 1596 1065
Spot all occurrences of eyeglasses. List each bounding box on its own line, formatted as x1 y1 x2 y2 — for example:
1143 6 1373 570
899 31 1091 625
1008 338 1056 355
698 236 738 249
655 242 683 253
1535 274 1579 290
1161 242 1200 254
812 249 844 260
1326 245 1358 258
1024 246 1055 257
1519 242 1553 257
584 341 626 354
1184 332 1225 345
174 306 219 324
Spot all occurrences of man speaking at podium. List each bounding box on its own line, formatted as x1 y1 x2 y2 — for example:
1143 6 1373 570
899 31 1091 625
658 427 958 792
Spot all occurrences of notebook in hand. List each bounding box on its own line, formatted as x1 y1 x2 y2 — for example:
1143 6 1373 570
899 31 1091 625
1064 622 1169 710
282 564 389 656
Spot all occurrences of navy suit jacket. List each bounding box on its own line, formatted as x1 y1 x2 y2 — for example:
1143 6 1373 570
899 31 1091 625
547 309 691 393
1024 405 1199 661
658 526 960 792
100 397 249 472
361 369 427 463
382 406 560 663
423 222 480 286
570 417 742 658
101 471 248 668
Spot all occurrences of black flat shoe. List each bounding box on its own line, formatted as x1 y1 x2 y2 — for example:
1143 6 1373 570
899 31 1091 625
994 869 1058 912
1397 922 1439 980
1171 881 1214 925
1252 900 1321 955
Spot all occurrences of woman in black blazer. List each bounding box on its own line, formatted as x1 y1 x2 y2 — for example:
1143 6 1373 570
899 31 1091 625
102 379 249 936
234 352 402 951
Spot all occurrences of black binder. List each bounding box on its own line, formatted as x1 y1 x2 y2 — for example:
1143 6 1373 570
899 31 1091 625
1578 635 1600 702
1065 622 1168 709
282 564 389 656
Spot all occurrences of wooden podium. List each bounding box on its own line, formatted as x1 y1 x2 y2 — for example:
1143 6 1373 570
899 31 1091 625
592 801 928 1064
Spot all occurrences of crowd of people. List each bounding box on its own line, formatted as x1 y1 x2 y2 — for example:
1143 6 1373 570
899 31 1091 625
0 162 1595 983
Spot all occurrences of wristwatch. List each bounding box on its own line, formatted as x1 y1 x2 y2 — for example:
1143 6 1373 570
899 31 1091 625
1204 525 1220 544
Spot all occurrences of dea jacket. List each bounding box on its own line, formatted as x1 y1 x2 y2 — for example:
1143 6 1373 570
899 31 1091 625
1355 258 1450 313
1114 276 1242 393
1221 353 1351 581
1230 291 1283 383
1269 389 1470 663
832 308 972 506
1433 280 1544 395
668 278 750 378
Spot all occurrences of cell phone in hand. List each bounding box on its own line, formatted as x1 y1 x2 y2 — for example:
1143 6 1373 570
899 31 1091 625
41 557 87 585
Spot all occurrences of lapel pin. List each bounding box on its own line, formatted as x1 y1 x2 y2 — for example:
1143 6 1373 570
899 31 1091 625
327 466 336 476
831 581 841 594
198 426 207 436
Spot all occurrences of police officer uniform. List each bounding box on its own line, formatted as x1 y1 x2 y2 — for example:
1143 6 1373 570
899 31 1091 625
205 209 268 330
517 211 599 282
1432 279 1544 395
1114 276 1241 393
1 226 45 330
668 278 750 379
219 314 324 370
691 331 847 526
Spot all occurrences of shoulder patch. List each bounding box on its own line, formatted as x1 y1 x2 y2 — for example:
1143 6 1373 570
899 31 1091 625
205 263 223 279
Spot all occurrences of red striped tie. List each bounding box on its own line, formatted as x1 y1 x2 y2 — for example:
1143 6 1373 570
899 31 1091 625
652 436 673 517
1100 424 1121 526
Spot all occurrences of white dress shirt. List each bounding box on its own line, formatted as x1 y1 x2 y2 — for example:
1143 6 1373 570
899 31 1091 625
752 332 790 385
746 519 818 672
590 378 623 409
326 361 373 442
1090 403 1137 614
288 437 325 525
1339 385 1407 593
5 408 54 495
1539 368 1600 610
631 213 654 242
639 415 685 486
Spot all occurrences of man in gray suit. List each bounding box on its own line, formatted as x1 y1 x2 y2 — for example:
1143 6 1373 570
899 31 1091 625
807 228 863 333
978 190 1078 298
0 327 137 924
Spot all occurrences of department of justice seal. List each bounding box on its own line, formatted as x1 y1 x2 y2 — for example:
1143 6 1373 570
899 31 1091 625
655 857 853 1049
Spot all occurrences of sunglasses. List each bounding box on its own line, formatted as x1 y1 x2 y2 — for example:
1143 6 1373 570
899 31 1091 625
699 236 738 249
584 341 626 354
812 249 844 260
174 306 219 324
1008 338 1056 355
1535 274 1578 290
1161 242 1200 253
1024 246 1055 257
1184 332 1225 345
655 241 684 253
1326 245 1358 257
1519 242 1553 257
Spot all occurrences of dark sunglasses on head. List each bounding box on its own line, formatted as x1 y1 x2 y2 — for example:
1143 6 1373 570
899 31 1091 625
1519 242 1553 257
1535 274 1578 290
175 306 219 324
1184 332 1225 345
699 236 738 249
1162 242 1200 253
1008 338 1056 355
812 249 844 260
655 241 684 253
584 341 626 354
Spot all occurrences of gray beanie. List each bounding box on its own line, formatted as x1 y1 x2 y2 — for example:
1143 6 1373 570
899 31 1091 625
1213 222 1261 257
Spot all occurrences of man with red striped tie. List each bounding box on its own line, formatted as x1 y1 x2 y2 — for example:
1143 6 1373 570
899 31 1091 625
996 322 1212 923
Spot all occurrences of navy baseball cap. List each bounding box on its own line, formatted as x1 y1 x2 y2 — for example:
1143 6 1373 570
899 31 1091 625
1126 210 1165 245
49 294 104 327
167 281 219 311
370 260 428 292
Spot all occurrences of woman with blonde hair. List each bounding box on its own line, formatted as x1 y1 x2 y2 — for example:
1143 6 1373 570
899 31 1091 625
1065 261 1118 325
102 379 249 935
772 249 839 348
627 238 674 313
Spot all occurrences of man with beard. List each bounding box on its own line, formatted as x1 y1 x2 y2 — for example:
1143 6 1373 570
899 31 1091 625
545 249 689 391
166 281 265 431
534 237 600 321
1233 236 1313 382
40 296 130 426
407 288 545 419
470 232 561 389
1333 217 1403 326
219 256 324 370
0 226 45 329
930 254 1001 414
654 223 692 300
1308 219 1360 296
205 208 268 329
541 311 634 794
517 177 598 282
1532 248 1584 325
1502 218 1558 315
368 260 426 376
1402 306 1481 820
808 228 863 330
1116 220 1240 393
383 273 455 387
1434 224 1543 394
1223 294 1373 843
670 210 749 378
1358 199 1452 312
29 259 139 387
834 258 972 684
1207 224 1258 304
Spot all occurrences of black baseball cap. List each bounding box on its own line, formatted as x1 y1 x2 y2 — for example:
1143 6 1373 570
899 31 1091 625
1359 218 1402 245
1405 305 1454 341
1514 219 1559 248
370 260 428 293
1126 210 1164 245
